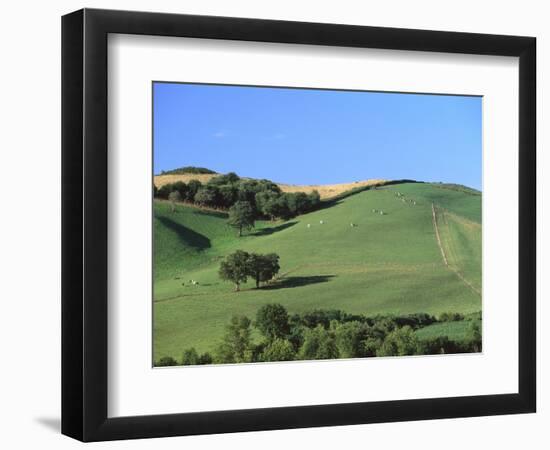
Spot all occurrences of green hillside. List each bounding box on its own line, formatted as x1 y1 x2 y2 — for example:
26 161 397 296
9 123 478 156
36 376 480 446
153 182 481 359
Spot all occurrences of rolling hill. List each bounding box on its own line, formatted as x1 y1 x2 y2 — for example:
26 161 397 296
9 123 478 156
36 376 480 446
153 182 482 360
154 173 387 200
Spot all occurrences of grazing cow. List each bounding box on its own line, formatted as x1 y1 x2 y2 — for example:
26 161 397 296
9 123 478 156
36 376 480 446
320 220 324 224
307 224 311 228
379 211 384 215
372 209 377 213
413 201 416 205
350 223 356 227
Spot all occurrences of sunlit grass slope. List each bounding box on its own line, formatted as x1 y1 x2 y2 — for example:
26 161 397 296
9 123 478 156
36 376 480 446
153 182 481 359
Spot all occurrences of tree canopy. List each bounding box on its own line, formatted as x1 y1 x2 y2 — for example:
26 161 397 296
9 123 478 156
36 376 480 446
255 303 290 341
227 201 255 236
218 250 250 291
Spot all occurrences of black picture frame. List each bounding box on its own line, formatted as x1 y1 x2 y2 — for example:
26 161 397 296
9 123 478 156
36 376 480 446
62 8 536 442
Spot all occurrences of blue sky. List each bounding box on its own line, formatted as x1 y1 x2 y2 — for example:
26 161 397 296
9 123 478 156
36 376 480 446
153 82 482 190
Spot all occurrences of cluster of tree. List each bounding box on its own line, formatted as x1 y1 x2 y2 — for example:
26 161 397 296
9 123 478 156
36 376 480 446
438 312 465 322
154 172 321 221
159 166 217 175
156 305 482 366
218 250 280 291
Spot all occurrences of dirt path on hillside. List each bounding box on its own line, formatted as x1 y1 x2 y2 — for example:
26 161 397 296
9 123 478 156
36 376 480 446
431 203 481 297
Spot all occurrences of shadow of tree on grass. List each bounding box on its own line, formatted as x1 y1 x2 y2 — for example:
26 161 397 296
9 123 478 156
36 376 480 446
253 221 297 236
156 216 211 251
261 275 335 290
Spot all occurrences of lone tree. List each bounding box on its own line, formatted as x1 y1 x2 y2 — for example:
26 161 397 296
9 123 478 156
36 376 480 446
168 190 182 213
246 253 280 288
218 250 250 291
214 315 253 363
227 201 255 236
255 303 290 341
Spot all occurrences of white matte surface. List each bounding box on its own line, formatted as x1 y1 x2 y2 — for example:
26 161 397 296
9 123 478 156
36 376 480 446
107 34 519 417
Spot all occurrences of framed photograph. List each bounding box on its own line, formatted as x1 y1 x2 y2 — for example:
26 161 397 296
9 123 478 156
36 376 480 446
62 8 536 442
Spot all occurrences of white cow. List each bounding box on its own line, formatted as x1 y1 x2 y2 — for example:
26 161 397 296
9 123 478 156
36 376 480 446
319 220 324 225
307 224 311 228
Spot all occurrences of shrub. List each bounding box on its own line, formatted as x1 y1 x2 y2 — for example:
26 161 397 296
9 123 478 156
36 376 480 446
214 315 253 364
181 348 199 365
255 304 290 341
156 184 172 199
156 356 178 367
298 325 338 360
197 352 213 365
299 309 347 329
261 339 296 362
194 186 218 206
377 326 421 357
185 179 202 201
438 312 465 322
334 321 369 358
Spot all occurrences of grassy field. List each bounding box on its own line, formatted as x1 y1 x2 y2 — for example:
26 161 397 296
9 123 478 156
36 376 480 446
153 182 482 360
416 318 481 341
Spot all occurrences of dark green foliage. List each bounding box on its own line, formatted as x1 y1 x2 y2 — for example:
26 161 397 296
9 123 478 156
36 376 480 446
157 184 172 199
207 172 241 186
218 250 281 291
166 309 481 365
334 321 370 358
156 180 196 201
214 315 253 364
160 166 216 175
185 179 202 201
298 309 349 329
261 339 296 362
228 201 255 236
218 250 250 291
171 181 188 198
465 320 482 352
438 312 465 322
394 313 437 329
255 190 280 219
197 352 213 365
246 253 280 288
181 348 199 365
194 186 218 206
155 171 323 219
299 325 339 360
377 326 421 357
217 184 238 208
156 356 178 366
255 304 290 341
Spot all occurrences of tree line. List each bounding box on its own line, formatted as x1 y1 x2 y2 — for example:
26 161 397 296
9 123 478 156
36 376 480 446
154 172 321 221
159 166 217 175
155 305 482 366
